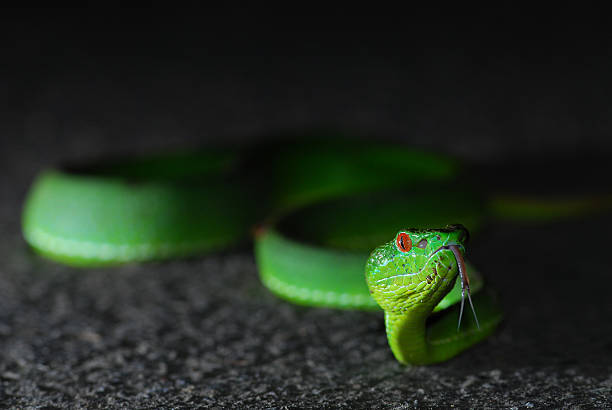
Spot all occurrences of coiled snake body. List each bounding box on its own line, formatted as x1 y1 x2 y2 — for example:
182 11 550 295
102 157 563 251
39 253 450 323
25 139 596 364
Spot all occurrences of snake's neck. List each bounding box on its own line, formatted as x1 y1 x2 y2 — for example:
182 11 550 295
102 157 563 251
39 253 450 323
384 298 498 365
382 268 458 365
385 310 434 365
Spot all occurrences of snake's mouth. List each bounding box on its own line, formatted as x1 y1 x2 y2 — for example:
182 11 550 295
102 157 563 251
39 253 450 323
420 241 478 330
441 242 467 284
425 242 467 277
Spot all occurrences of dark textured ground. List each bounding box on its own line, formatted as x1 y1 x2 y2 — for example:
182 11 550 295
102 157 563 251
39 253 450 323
1 9 612 408
1 214 612 408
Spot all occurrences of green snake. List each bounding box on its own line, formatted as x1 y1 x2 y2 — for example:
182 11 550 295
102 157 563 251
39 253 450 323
21 139 607 365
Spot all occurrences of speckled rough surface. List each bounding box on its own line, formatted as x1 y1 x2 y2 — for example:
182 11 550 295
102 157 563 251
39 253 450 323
1 10 612 408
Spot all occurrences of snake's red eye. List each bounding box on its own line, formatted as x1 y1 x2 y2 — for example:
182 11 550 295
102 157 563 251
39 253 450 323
396 233 412 252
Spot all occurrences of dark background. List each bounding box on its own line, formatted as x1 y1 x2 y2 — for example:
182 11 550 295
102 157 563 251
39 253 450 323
1 7 611 408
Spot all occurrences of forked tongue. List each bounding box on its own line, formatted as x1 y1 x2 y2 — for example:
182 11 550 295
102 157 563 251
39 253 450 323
448 245 480 331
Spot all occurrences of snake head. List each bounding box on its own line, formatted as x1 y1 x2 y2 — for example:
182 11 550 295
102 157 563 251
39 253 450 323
365 224 469 315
